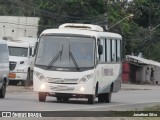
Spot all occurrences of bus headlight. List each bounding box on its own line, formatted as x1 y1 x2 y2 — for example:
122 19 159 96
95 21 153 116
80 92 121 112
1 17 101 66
80 86 85 91
34 71 47 82
40 84 46 90
79 74 93 84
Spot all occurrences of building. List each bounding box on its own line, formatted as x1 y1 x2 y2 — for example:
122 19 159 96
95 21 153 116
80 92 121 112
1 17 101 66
0 16 39 39
122 55 160 85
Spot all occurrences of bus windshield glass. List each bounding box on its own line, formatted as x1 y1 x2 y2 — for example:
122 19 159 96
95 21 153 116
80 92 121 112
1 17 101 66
8 47 28 57
35 35 95 69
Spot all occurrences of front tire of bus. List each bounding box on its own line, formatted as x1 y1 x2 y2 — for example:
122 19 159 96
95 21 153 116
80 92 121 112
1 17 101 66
39 92 46 102
88 95 95 104
98 94 104 103
63 97 69 102
56 97 63 101
88 84 98 104
104 92 112 103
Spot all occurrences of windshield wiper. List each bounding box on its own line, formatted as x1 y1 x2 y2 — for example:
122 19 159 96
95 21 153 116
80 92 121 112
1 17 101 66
69 45 80 71
47 45 63 69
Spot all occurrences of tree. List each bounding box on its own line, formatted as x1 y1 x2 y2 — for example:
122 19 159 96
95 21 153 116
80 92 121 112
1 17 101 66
0 0 35 16
127 0 160 60
36 0 105 34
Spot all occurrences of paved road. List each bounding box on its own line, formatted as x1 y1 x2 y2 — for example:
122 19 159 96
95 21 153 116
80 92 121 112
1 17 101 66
1 84 160 112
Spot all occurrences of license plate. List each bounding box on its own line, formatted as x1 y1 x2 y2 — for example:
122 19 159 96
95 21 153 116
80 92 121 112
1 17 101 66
9 73 16 78
57 85 67 90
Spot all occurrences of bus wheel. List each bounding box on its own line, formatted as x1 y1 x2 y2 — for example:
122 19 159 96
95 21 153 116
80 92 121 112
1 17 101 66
88 95 95 104
39 92 46 102
98 94 104 103
0 81 6 98
104 93 112 103
56 97 63 101
63 98 69 102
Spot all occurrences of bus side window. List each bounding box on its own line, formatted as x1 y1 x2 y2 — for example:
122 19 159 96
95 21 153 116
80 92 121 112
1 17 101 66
111 39 116 62
99 38 106 63
106 39 111 62
117 40 121 61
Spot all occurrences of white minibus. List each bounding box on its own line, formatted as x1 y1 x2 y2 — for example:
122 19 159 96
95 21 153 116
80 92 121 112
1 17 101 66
33 23 122 104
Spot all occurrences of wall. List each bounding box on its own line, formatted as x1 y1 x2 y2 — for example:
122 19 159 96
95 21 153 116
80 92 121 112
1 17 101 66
142 65 160 84
0 16 39 39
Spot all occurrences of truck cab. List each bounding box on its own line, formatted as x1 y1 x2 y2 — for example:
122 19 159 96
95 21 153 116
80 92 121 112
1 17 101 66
7 37 37 86
0 39 9 98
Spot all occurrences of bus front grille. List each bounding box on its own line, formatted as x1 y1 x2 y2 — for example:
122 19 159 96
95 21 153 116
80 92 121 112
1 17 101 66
47 77 79 84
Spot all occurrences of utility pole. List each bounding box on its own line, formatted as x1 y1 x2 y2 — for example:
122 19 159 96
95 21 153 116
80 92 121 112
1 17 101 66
109 14 134 30
148 3 152 59
103 0 109 31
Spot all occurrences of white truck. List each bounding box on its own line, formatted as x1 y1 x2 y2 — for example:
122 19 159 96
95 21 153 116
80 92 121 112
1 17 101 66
7 37 37 86
0 39 9 98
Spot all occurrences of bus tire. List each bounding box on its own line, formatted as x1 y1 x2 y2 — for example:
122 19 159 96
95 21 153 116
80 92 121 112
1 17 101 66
39 92 46 102
88 95 95 104
0 80 6 98
56 97 63 101
98 94 104 103
63 97 69 102
104 92 112 103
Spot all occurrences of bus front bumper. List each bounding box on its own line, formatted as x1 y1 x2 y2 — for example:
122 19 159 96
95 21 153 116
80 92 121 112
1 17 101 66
34 81 95 95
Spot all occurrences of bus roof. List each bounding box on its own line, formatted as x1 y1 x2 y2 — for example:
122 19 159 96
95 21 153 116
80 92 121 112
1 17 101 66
59 23 104 32
41 28 122 39
41 23 122 40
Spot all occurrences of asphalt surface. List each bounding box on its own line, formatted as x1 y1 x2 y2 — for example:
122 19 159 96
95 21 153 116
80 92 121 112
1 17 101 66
1 84 160 120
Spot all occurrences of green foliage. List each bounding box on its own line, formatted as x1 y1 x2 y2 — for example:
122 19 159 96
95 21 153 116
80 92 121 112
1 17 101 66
35 0 105 34
127 0 160 60
0 0 35 16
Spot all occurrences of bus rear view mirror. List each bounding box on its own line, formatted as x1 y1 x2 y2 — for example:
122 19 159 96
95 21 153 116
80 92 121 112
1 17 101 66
98 45 103 55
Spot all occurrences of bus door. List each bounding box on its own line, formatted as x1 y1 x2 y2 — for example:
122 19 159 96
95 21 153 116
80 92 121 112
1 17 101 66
96 38 107 93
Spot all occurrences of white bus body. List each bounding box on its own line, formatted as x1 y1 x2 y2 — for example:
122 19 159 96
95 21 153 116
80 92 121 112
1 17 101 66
0 39 9 98
7 37 37 86
34 23 122 104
